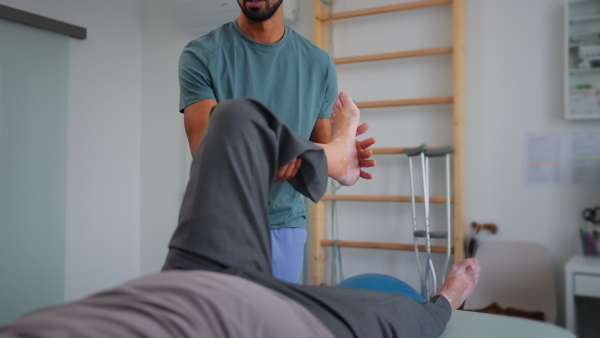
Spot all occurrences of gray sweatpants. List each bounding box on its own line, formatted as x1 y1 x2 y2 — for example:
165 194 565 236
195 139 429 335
0 271 334 338
163 98 452 338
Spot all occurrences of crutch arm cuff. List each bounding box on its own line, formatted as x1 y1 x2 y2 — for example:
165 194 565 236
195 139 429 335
425 146 455 157
404 144 428 157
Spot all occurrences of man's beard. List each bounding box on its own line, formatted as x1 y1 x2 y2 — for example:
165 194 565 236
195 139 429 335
238 0 283 22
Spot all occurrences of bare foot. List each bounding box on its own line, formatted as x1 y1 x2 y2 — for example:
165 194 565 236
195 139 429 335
318 92 361 185
435 258 480 311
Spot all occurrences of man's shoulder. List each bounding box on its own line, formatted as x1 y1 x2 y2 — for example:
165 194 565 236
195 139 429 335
184 22 236 55
286 28 330 61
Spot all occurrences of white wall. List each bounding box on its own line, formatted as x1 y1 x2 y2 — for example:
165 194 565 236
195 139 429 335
0 0 318 304
139 0 191 276
0 0 143 301
467 0 600 325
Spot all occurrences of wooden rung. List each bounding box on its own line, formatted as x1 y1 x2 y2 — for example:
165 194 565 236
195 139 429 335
373 147 407 155
321 239 455 254
356 96 453 108
335 47 453 65
373 146 447 155
323 194 454 204
318 0 452 21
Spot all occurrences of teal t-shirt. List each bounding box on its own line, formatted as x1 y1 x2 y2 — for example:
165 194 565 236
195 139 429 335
179 21 338 229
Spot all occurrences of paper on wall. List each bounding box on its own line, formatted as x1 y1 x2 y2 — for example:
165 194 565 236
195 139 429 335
524 131 600 188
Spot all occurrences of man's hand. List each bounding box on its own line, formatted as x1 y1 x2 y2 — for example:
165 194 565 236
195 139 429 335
355 122 376 179
275 158 303 184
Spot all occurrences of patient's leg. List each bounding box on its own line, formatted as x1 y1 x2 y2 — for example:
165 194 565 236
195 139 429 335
0 271 335 338
317 92 361 186
161 98 461 337
163 98 361 275
247 258 480 337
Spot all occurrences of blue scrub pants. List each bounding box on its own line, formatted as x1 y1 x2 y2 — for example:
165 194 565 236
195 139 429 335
270 227 307 284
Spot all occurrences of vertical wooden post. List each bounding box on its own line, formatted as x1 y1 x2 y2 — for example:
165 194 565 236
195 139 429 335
311 201 327 285
310 0 329 286
312 0 328 51
452 0 466 262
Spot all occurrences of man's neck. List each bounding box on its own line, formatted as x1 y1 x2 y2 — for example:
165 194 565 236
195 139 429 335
235 10 285 44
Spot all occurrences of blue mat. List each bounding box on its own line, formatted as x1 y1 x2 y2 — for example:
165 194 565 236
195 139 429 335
337 273 425 302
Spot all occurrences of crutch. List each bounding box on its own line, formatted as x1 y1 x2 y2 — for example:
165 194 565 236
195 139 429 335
404 144 432 299
424 146 455 285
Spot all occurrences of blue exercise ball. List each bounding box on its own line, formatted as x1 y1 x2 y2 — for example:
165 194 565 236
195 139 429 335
337 273 425 302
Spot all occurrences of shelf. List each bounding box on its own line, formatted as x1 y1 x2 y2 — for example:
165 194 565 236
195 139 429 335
570 68 600 74
570 42 600 47
570 15 600 23
566 113 600 120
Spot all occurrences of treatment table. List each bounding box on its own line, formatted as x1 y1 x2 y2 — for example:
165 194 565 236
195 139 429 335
441 311 575 338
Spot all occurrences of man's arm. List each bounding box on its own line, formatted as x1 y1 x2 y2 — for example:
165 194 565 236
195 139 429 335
309 118 331 143
183 99 218 155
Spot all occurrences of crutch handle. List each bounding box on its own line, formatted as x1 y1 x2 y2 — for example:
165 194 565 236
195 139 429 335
471 221 498 234
414 230 449 239
425 146 455 157
404 144 427 157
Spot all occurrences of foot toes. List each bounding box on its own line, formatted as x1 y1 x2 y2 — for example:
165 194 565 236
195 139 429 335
333 97 342 111
338 92 353 106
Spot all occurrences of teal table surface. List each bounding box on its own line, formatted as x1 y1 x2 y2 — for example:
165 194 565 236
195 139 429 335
440 311 575 338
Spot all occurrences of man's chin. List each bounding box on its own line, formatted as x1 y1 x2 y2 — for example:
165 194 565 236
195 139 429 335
238 0 282 22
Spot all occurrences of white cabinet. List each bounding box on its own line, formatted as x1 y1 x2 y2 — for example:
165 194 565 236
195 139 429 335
566 0 600 119
564 255 600 335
